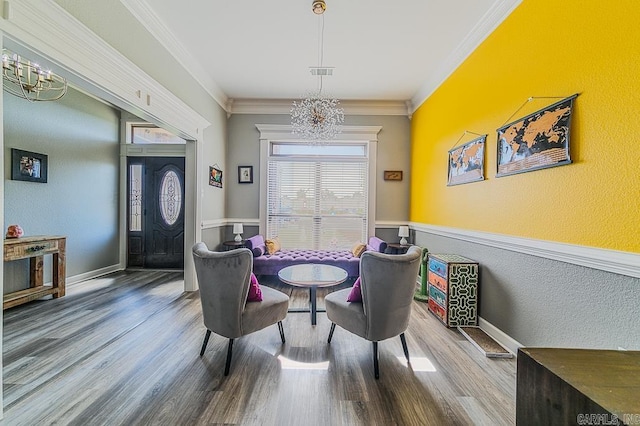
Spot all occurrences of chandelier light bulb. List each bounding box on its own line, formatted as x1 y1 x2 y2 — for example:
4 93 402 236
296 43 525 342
1 48 67 102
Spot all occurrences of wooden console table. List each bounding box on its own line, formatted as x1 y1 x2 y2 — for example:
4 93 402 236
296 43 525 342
517 347 640 425
3 235 66 309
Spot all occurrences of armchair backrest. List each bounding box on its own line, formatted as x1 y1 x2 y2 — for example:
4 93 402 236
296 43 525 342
360 246 422 341
192 242 253 338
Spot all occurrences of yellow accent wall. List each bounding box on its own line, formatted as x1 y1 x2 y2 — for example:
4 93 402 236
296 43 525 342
410 0 640 253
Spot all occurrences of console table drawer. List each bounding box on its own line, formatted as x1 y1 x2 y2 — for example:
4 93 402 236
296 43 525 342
4 239 59 261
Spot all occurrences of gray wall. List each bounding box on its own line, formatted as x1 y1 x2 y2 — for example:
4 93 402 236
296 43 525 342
415 231 640 350
4 88 120 291
226 114 411 222
54 0 220 122
54 0 228 224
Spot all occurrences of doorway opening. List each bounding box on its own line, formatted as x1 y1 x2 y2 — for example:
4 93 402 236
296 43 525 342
127 157 185 269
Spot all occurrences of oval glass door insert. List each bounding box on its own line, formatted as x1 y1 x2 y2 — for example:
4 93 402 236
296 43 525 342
159 170 181 226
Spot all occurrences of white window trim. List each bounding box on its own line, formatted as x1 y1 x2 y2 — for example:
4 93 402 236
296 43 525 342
256 124 381 239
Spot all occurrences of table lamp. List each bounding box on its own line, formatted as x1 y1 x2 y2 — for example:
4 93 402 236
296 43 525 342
233 223 244 242
398 226 409 245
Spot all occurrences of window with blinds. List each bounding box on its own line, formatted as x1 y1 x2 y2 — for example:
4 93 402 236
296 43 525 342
267 142 368 250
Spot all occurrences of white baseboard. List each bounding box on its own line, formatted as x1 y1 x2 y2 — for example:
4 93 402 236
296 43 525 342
478 317 522 356
67 264 124 286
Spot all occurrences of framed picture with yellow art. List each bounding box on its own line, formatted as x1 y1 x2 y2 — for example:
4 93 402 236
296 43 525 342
383 170 403 181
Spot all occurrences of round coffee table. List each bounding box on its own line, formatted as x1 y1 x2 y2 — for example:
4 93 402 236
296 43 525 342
278 264 348 325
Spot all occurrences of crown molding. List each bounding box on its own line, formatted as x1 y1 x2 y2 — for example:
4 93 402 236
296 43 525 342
410 0 523 112
411 223 640 279
120 0 229 111
0 0 210 139
231 98 410 117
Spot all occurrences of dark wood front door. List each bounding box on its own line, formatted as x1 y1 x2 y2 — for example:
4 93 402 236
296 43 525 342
127 157 185 269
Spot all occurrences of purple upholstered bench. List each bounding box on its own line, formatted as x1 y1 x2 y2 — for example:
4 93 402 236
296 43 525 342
245 235 387 277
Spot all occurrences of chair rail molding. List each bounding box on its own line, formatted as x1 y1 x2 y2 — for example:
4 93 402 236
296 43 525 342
411 223 640 279
0 0 210 140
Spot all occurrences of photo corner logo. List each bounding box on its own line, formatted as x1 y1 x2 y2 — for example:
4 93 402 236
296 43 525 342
577 414 640 425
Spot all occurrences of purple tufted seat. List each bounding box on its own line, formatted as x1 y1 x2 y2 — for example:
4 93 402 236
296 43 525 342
245 235 387 277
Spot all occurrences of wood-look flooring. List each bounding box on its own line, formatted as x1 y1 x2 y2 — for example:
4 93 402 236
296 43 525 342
2 271 516 425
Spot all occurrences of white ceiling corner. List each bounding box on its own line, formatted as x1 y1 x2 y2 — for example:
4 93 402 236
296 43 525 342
410 0 524 111
119 0 522 116
120 0 229 110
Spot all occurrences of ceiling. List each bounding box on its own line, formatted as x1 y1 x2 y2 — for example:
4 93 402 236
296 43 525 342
122 0 519 113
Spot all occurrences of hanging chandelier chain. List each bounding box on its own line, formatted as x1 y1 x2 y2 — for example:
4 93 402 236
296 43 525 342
291 0 344 144
317 14 325 93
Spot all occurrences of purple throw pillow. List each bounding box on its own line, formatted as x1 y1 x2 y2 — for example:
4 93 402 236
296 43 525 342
346 277 362 302
252 245 265 257
247 272 263 302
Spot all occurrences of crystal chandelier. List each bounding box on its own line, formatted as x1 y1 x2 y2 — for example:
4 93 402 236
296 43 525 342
291 0 344 143
2 49 67 102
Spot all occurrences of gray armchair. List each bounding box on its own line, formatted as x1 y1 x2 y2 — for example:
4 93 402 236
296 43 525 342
325 246 422 379
192 242 289 376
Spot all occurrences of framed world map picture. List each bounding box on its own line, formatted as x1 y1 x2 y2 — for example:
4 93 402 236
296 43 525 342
496 94 578 177
447 135 486 186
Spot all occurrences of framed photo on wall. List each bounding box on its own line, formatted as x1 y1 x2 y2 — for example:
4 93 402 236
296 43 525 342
383 170 403 181
11 148 48 183
496 94 577 177
209 166 223 188
447 135 486 186
238 166 253 184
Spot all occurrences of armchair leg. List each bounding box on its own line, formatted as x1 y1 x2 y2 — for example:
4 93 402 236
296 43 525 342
224 338 234 376
373 341 379 379
400 333 410 362
278 321 286 344
328 323 336 343
200 330 211 356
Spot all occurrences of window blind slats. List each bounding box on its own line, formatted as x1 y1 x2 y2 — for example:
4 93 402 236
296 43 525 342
267 146 368 250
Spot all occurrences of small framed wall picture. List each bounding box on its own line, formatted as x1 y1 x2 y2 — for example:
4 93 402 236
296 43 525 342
11 148 48 183
383 170 403 181
238 165 253 184
209 166 223 188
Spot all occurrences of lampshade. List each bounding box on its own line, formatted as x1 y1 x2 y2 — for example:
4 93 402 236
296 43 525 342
398 226 409 238
233 223 244 234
